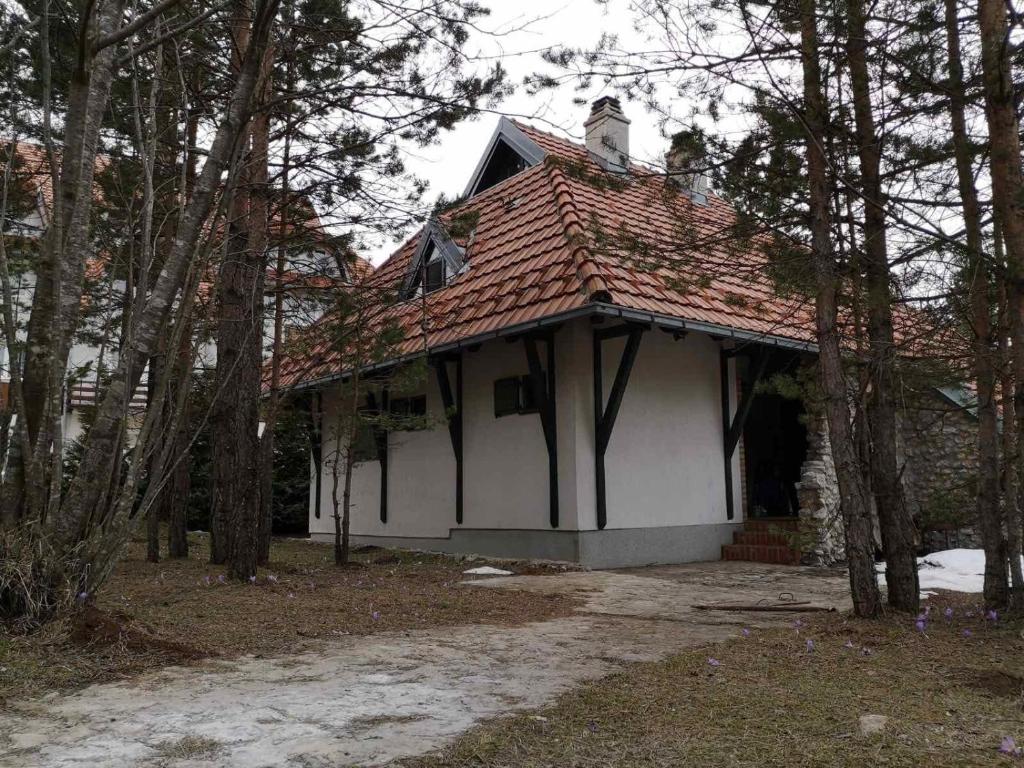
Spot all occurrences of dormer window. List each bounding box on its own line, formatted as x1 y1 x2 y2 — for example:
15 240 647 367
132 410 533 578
400 220 466 300
463 117 546 198
410 243 446 296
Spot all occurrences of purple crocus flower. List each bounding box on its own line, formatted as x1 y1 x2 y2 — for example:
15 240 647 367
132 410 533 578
963 629 972 637
861 647 873 656
707 657 721 667
741 628 751 637
267 574 278 584
806 639 815 653
217 574 226 584
371 610 381 621
76 591 89 605
915 618 927 633
586 720 599 733
944 607 953 620
287 592 295 599
793 619 804 630
248 575 257 585
202 575 211 586
986 609 999 622
999 736 1021 756
844 639 856 649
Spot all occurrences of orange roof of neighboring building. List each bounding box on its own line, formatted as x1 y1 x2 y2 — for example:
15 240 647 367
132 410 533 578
276 120 819 391
3 140 372 292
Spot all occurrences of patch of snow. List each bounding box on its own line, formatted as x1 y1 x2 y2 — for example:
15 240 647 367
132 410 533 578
463 566 514 576
877 548 1024 595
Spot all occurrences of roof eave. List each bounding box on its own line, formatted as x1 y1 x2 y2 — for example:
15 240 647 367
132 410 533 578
289 301 818 393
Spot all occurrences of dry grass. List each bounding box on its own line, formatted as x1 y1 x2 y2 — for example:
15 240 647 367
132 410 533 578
403 592 1024 768
152 735 224 761
0 533 575 705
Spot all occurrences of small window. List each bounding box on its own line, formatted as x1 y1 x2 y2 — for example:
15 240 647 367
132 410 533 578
494 375 543 417
390 395 427 418
494 377 520 417
409 243 447 296
519 377 541 414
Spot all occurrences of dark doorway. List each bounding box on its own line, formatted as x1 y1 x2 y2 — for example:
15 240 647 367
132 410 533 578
741 356 808 518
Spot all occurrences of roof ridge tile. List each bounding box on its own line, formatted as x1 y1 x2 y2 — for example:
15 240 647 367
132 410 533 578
543 160 612 302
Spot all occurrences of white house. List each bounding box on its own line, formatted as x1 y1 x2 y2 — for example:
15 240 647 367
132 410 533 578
283 98 839 568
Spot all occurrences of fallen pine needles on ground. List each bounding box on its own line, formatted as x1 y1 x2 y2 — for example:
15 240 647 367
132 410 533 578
0 533 576 704
403 591 1024 768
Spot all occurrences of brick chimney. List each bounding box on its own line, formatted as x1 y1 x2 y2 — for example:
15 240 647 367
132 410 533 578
665 129 709 204
584 96 630 173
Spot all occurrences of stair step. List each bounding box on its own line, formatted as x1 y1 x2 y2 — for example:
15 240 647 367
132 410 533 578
733 530 794 548
743 517 801 533
722 543 801 566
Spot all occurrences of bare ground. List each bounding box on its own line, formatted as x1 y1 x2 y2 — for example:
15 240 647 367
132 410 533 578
0 534 576 706
0 560 857 767
403 589 1024 768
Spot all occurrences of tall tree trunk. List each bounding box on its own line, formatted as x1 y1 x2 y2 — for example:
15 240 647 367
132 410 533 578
165 320 193 559
334 373 361 567
250 54 274 567
210 0 256 568
145 358 163 564
997 266 1024 605
845 0 919 612
976 0 1018 609
945 0 1004 606
1 0 129 522
800 0 882 617
59 0 282 558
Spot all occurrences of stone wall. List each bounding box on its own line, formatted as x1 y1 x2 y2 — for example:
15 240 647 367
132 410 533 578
794 387 978 563
899 389 979 549
796 416 845 565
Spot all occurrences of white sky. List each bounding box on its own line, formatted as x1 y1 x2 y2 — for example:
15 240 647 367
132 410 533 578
365 0 677 263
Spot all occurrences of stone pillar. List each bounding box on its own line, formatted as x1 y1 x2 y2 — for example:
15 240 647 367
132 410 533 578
795 416 845 565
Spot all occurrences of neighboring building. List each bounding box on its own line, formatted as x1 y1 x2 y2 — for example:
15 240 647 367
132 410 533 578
280 99 975 568
0 142 367 447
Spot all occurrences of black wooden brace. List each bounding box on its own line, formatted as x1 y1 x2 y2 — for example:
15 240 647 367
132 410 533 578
365 390 389 523
434 354 464 524
721 346 770 520
523 333 558 528
309 392 323 519
593 324 645 530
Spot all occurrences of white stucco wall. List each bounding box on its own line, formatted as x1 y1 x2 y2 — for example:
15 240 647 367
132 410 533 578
309 317 743 546
572 326 742 530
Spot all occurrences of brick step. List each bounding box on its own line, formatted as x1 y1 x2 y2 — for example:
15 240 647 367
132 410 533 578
733 530 794 548
743 517 801 533
722 543 801 566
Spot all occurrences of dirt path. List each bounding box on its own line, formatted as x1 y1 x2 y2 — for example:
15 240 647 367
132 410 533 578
0 563 849 768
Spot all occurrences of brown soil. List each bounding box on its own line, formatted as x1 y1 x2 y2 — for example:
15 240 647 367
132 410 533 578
0 533 577 704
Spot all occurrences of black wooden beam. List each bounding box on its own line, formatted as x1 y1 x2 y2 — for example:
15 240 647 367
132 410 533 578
593 325 644 530
726 347 769 458
594 322 649 342
720 350 734 521
720 345 771 521
365 390 389 523
309 393 323 520
524 333 558 528
433 355 464 524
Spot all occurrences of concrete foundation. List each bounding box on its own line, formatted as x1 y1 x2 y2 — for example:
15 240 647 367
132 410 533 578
312 521 743 569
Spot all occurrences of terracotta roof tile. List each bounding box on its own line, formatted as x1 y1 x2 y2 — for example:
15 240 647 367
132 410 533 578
276 120 819 389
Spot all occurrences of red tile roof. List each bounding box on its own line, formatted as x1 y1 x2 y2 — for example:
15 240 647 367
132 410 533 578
276 121 821 390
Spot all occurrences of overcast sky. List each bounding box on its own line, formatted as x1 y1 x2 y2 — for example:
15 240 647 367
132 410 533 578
364 0 677 263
